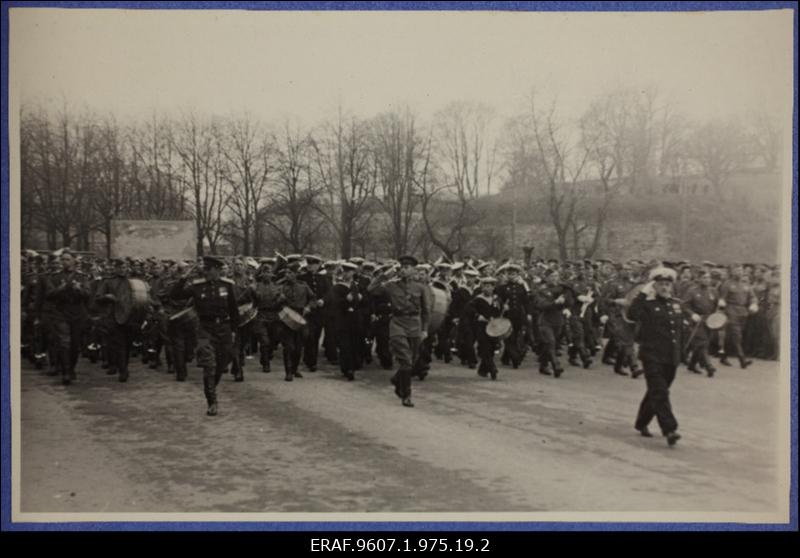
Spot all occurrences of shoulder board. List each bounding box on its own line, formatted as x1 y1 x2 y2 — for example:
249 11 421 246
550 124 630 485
220 277 234 285
191 278 207 286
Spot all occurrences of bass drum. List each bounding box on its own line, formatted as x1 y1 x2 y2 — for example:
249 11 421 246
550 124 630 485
428 285 452 334
114 278 150 325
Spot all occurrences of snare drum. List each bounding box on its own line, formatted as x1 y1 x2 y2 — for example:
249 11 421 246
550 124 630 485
279 307 307 330
705 311 728 330
486 317 513 340
238 302 258 328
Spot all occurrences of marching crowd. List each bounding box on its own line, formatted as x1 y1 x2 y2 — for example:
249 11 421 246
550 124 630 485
20 249 781 438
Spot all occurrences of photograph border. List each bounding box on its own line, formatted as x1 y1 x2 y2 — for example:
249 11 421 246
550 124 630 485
1 0 797 532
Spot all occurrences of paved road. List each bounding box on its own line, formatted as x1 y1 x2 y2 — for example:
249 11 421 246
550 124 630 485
18 352 786 516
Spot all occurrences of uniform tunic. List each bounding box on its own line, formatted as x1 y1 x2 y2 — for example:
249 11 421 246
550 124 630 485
628 292 691 436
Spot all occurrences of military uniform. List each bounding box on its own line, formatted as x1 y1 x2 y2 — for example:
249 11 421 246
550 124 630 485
682 283 719 375
251 278 284 373
170 267 239 415
278 278 316 380
297 268 331 371
38 268 90 384
472 292 502 379
367 266 430 406
327 277 363 380
628 286 691 441
532 282 572 376
95 272 145 382
495 278 529 368
718 278 755 368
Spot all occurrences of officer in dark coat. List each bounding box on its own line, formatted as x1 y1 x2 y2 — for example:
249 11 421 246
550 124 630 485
628 267 700 446
298 255 331 372
495 263 529 368
170 255 239 416
472 277 502 379
327 261 364 380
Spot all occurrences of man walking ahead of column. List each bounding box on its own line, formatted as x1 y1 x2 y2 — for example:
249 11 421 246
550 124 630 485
368 255 430 408
170 256 239 417
628 266 700 447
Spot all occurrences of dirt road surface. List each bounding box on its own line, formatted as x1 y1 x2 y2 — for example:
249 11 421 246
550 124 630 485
18 353 785 516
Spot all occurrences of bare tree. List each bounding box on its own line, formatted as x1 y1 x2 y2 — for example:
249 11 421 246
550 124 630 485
688 117 751 195
434 101 499 198
521 93 594 260
129 113 183 219
747 111 782 171
90 115 131 257
222 114 273 256
263 121 325 253
371 108 426 258
171 113 229 255
309 108 376 258
418 134 480 261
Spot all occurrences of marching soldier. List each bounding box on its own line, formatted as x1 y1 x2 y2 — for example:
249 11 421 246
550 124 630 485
278 262 318 381
682 270 719 376
298 255 330 372
495 263 529 369
532 269 572 377
328 261 363 380
37 249 91 385
718 264 757 369
628 267 700 447
369 264 395 370
367 255 430 408
170 256 239 416
251 265 283 374
472 276 502 380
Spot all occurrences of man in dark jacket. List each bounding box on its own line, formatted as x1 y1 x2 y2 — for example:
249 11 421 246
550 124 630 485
170 256 239 416
628 267 700 447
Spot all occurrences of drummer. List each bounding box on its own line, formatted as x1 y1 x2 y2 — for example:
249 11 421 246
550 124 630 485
170 255 239 417
278 262 318 382
472 276 502 380
94 258 135 383
682 270 720 377
367 255 430 408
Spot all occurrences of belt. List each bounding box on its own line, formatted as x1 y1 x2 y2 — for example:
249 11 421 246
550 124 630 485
199 316 229 324
393 310 418 317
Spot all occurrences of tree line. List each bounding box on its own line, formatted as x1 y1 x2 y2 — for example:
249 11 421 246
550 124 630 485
19 88 781 260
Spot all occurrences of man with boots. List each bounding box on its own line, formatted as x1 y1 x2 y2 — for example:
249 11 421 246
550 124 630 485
682 270 719 377
628 266 700 447
170 256 239 416
368 256 430 408
298 255 331 373
38 249 90 385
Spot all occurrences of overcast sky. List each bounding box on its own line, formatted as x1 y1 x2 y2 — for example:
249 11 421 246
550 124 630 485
10 8 793 126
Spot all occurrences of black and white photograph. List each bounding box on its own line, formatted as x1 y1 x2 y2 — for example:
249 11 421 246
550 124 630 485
5 5 795 526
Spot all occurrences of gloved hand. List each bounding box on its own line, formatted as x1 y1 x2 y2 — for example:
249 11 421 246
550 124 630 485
748 303 759 314
562 309 572 318
718 299 727 309
600 315 609 324
691 313 701 323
